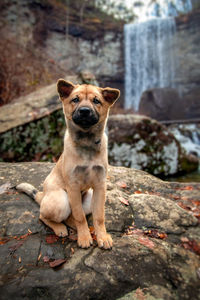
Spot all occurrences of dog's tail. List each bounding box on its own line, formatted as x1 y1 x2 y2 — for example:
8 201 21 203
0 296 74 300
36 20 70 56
16 183 41 205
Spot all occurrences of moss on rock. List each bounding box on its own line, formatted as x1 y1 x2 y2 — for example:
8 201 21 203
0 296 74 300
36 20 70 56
0 109 65 162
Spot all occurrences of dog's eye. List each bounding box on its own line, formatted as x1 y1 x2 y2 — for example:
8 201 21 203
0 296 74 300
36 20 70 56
93 97 101 105
71 97 79 103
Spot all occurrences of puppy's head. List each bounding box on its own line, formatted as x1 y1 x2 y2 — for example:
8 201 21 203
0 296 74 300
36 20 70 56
57 79 120 131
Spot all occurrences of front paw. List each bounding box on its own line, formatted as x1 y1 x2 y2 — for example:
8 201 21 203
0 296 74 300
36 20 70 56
77 232 93 248
97 233 113 249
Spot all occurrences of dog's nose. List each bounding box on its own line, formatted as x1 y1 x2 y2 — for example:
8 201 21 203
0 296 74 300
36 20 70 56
79 107 91 117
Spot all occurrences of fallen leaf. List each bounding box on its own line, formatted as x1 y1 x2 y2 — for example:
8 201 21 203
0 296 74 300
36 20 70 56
62 237 66 244
134 190 142 194
125 228 143 236
181 239 200 255
45 235 59 244
43 256 50 263
181 237 189 243
176 186 194 191
68 233 77 241
183 186 194 191
38 253 42 261
116 181 127 188
0 237 10 245
17 232 31 240
71 248 75 255
119 197 129 206
89 226 97 241
135 287 145 300
181 196 189 201
144 229 167 239
192 200 200 207
138 237 155 249
0 182 12 194
171 194 181 200
49 259 66 268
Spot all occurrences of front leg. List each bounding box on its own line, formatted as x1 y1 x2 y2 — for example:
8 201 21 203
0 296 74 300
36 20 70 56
67 188 93 248
92 183 113 249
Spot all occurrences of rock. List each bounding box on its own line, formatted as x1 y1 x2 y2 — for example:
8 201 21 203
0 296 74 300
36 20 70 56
167 123 200 158
0 0 124 105
138 88 184 121
107 114 199 176
181 88 200 120
138 87 200 122
129 194 197 233
0 75 77 134
77 70 99 86
175 10 200 98
0 162 200 299
125 9 200 117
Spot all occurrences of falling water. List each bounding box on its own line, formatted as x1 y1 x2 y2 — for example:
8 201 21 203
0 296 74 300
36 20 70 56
124 0 193 111
124 18 176 111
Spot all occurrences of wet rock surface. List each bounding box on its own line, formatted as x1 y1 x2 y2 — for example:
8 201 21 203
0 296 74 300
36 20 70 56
0 162 200 299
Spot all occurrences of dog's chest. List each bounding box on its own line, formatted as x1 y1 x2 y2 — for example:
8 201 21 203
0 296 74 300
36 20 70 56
71 164 105 188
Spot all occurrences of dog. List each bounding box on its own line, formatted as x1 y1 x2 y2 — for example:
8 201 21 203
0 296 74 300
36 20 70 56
16 79 120 249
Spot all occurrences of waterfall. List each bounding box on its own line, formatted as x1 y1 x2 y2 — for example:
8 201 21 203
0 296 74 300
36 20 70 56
124 0 193 111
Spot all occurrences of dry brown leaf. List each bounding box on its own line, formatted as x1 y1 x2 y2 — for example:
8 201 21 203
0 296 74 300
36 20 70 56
116 181 127 188
134 190 142 194
0 237 10 245
43 256 50 263
49 259 66 268
37 253 42 261
45 235 59 244
119 197 129 206
138 237 155 249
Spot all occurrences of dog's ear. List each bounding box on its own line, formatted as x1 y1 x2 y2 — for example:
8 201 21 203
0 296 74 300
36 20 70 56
57 79 75 100
101 87 120 106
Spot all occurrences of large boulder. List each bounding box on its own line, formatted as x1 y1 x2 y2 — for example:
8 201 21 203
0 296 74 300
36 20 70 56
0 162 200 299
138 88 184 121
138 87 200 122
107 114 199 176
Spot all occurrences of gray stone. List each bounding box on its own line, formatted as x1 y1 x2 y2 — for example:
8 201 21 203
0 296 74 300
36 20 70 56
107 114 199 176
0 162 200 299
0 76 76 134
138 88 184 121
129 194 197 233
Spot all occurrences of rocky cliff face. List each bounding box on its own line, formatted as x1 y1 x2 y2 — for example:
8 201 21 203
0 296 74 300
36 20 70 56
0 0 124 106
1 0 199 113
138 10 200 120
175 10 200 98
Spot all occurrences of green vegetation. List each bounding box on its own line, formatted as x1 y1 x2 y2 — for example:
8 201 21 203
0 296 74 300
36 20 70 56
0 110 65 162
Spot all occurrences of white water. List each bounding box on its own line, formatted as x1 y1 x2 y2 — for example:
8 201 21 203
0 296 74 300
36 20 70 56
169 124 200 158
124 0 192 111
125 18 176 110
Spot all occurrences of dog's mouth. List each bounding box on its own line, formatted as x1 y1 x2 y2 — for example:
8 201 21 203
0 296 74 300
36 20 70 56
72 107 99 129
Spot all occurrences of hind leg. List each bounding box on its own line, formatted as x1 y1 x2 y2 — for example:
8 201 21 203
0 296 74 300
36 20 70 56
40 189 71 237
40 216 69 237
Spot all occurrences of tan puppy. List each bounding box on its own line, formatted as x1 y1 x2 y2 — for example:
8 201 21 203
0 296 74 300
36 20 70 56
17 79 120 249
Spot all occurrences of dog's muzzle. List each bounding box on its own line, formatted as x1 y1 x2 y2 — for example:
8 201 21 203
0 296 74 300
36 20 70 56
72 107 99 129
